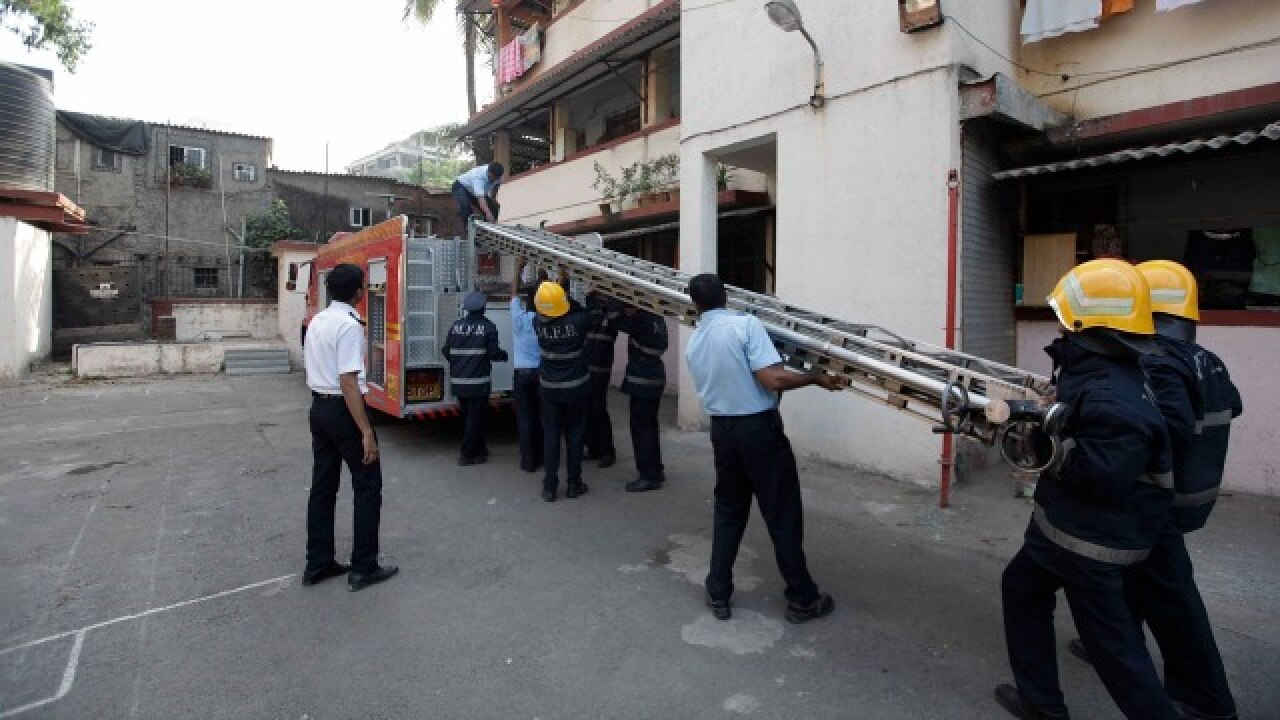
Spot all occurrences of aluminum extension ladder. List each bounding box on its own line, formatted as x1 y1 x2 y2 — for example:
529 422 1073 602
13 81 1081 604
472 220 1061 471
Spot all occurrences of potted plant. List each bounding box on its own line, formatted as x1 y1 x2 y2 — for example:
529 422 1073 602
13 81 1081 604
632 161 656 207
592 162 621 218
654 154 679 203
618 162 639 210
716 163 734 192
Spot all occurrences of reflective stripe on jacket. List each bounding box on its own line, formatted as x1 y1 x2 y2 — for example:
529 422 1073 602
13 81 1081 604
536 300 591 402
442 312 505 398
619 309 667 399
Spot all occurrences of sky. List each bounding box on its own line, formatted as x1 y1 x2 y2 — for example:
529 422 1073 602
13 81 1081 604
0 0 493 171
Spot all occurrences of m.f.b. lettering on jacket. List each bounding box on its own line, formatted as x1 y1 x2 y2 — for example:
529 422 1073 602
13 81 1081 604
443 317 507 398
619 309 667 399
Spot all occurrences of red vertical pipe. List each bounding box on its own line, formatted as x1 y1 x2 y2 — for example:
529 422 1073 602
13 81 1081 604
939 169 960 508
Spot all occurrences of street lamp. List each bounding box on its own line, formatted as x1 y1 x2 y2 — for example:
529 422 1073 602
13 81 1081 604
764 0 825 108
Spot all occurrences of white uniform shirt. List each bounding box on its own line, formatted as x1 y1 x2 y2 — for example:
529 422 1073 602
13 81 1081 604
305 300 368 395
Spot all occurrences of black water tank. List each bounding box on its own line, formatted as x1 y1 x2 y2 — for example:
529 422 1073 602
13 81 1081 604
0 63 55 192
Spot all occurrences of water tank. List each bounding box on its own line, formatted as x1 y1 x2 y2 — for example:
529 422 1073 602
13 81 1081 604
0 63 56 192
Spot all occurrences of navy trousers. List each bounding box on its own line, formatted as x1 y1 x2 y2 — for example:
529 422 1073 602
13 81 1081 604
706 410 818 606
584 374 615 458
458 395 489 461
1125 528 1236 717
628 395 663 482
542 396 587 492
1001 532 1179 720
513 369 543 469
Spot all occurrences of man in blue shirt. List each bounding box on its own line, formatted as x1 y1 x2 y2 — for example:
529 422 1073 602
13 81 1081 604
685 273 841 624
511 257 544 472
452 162 504 227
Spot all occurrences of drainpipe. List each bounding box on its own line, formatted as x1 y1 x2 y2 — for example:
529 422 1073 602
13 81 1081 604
939 169 960 508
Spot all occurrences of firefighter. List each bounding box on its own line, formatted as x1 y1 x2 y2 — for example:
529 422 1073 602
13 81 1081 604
442 291 508 466
996 259 1180 720
1067 260 1242 720
618 305 667 492
511 258 544 473
533 279 592 502
582 289 620 468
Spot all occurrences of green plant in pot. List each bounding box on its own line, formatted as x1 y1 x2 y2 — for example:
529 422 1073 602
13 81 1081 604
716 163 734 192
632 161 656 207
654 154 679 203
592 162 622 217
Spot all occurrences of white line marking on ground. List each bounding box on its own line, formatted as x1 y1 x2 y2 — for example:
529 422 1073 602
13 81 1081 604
0 631 86 719
0 573 297 656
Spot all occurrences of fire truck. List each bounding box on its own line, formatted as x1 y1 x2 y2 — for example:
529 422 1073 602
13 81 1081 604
296 215 514 419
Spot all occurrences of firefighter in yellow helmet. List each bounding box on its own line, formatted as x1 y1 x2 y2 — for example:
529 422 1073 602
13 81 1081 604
1064 260 1242 720
996 259 1180 720
532 276 592 502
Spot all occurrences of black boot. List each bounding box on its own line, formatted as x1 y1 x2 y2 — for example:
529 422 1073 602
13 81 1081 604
993 684 1070 720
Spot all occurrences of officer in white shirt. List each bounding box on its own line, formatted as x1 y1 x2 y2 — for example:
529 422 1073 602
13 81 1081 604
303 263 398 592
685 273 841 624
452 162 505 227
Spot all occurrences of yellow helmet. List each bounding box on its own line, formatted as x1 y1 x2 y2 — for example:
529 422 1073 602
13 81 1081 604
534 280 569 318
1047 259 1155 335
1135 260 1200 322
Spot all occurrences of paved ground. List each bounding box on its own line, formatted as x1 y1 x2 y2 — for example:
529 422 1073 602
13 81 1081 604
0 369 1277 720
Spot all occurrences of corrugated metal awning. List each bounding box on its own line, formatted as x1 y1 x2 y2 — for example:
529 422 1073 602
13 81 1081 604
993 119 1280 180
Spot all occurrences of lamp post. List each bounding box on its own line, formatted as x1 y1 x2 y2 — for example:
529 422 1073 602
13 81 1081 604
764 0 825 108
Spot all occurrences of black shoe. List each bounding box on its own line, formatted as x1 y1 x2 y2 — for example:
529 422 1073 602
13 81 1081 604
597 453 616 469
1067 638 1090 664
994 684 1070 719
705 591 730 621
582 449 599 461
625 477 663 492
458 456 479 466
301 562 349 586
785 593 834 624
521 461 538 473
477 454 489 464
542 488 557 502
347 565 399 592
565 481 588 499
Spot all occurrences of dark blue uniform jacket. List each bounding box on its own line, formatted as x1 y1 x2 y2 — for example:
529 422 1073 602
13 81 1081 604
619 309 667 399
536 300 591 402
442 311 507 398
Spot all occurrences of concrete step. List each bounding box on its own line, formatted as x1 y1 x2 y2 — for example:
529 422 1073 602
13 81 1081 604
224 348 291 375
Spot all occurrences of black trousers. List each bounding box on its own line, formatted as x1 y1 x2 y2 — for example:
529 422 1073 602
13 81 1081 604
452 181 474 227
542 395 587 492
706 410 818 605
513 369 543 468
1125 528 1236 717
307 397 382 575
1001 532 1178 720
458 395 489 461
584 374 614 457
629 394 663 481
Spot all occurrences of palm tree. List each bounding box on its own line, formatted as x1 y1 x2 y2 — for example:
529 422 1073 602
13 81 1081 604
404 0 480 117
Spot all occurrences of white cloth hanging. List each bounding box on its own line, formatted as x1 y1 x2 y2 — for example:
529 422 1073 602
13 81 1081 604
1020 0 1103 44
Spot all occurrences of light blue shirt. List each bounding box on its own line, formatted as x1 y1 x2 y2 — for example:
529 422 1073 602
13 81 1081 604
510 296 540 369
457 166 495 197
685 309 781 416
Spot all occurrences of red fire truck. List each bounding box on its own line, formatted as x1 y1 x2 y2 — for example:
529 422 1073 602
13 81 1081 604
296 216 514 419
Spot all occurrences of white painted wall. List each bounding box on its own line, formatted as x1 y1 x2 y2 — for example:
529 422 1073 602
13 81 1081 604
500 124 681 227
171 302 278 343
0 218 53 383
517 0 662 89
72 340 285 378
275 248 317 368
1017 0 1280 119
679 2 1017 486
1017 321 1280 497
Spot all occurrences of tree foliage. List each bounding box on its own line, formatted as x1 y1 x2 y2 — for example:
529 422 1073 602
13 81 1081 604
406 123 475 188
244 200 301 249
0 0 93 72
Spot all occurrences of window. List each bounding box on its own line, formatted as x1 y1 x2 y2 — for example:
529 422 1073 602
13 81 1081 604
169 145 207 169
350 207 372 227
91 147 119 171
232 163 256 182
378 156 396 170
602 105 642 143
193 267 219 289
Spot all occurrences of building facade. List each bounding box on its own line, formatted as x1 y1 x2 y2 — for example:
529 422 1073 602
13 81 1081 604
267 169 460 243
344 132 454 184
680 1 1280 494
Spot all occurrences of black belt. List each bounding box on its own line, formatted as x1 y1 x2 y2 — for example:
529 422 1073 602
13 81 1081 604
710 408 778 427
312 391 344 400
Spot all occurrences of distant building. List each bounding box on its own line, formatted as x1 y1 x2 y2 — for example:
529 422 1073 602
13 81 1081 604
344 132 454 183
267 168 460 243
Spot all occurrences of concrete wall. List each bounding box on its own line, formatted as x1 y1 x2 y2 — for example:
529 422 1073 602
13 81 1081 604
53 123 275 295
267 170 459 242
1018 0 1280 120
679 2 1015 486
169 300 278 342
514 0 662 90
72 339 284 378
0 218 53 382
500 125 681 227
1017 321 1279 497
